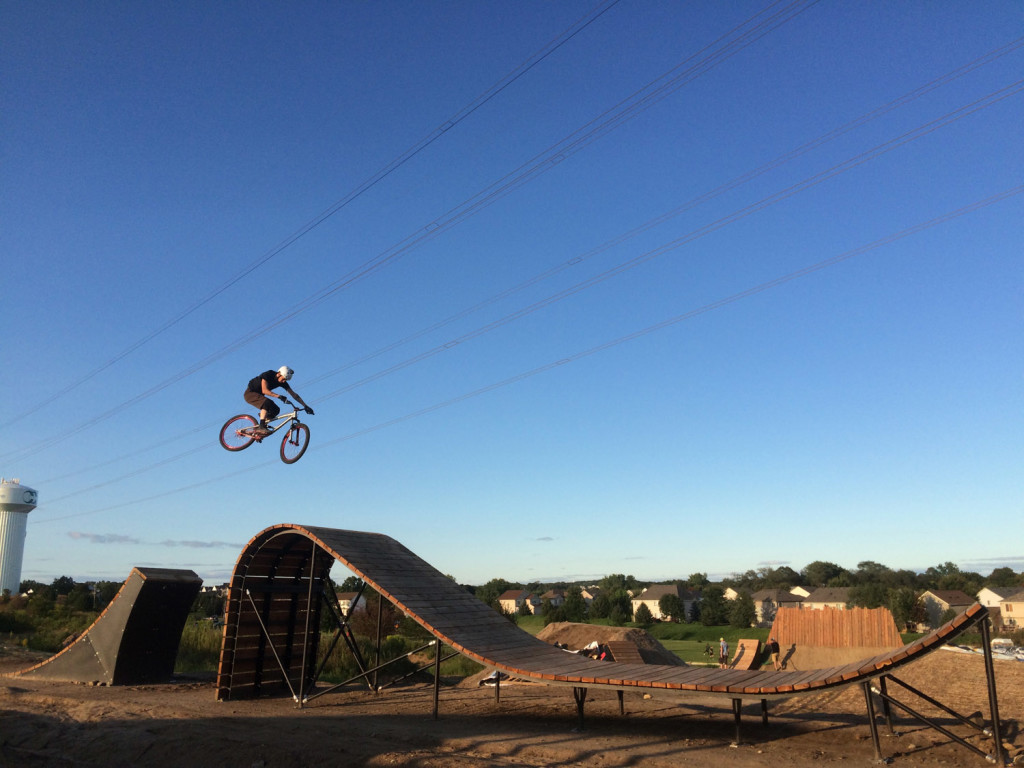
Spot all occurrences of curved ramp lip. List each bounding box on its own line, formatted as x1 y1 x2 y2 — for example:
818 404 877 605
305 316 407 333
217 524 992 701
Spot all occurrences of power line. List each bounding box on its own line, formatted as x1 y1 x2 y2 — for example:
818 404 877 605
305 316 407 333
5 0 624 430
32 186 1020 524
10 73 1021 469
2 0 818 462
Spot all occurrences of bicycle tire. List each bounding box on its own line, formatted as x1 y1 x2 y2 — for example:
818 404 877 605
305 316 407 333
220 414 258 451
280 422 310 464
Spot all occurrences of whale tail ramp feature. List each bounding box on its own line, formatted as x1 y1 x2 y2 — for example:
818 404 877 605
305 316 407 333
11 567 201 685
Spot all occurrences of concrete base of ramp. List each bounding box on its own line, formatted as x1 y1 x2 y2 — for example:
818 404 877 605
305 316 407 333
10 567 201 685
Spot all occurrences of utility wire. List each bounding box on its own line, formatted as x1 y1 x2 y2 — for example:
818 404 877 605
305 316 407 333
304 38 1024 389
5 0 624 429
265 80 1024 404
1 0 817 463
15 74 1023 474
35 32 1014 487
32 186 1021 525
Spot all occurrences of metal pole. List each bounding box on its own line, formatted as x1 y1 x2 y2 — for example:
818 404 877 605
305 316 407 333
432 639 442 720
760 698 768 727
573 688 587 731
731 698 742 746
871 684 991 760
862 681 883 762
374 593 384 691
878 676 894 735
979 616 1005 766
298 543 316 708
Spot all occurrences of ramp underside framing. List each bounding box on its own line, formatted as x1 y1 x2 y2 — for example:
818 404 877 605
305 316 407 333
215 524 1005 763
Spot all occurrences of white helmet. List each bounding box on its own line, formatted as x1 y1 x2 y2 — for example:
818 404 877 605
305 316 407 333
278 366 294 380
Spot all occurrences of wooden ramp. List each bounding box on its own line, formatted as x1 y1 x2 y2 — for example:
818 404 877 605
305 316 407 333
730 638 762 670
605 640 645 664
215 524 1006 763
10 567 200 685
770 606 904 669
217 524 990 700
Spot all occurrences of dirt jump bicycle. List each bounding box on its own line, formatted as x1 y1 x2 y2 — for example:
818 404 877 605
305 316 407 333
219 397 313 464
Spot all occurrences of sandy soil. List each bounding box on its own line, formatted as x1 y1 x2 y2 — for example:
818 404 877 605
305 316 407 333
1 647 1021 768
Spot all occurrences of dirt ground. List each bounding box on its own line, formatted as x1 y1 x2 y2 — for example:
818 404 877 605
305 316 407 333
1 647 1021 768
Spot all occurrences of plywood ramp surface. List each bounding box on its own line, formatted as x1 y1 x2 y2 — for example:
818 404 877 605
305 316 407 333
216 524 989 701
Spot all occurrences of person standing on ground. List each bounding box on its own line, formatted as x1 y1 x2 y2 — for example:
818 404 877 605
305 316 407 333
719 637 729 669
245 366 313 434
769 637 781 670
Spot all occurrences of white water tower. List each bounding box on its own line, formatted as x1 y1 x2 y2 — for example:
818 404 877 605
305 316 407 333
0 478 38 595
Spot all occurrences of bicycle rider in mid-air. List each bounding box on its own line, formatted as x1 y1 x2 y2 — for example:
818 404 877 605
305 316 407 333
245 366 313 435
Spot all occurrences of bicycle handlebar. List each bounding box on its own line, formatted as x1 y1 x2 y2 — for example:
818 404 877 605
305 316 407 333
278 395 314 415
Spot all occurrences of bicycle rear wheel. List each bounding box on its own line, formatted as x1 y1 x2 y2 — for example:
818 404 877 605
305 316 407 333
220 414 258 451
280 422 310 464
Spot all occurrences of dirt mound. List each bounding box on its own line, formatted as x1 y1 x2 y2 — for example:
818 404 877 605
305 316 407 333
536 622 685 666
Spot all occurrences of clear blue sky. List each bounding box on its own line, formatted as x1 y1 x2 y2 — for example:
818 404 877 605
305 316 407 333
2 1 1021 588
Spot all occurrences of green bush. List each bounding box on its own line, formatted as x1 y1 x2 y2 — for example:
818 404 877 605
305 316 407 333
175 620 223 673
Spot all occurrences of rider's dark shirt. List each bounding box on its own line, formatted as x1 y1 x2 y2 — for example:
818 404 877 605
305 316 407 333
248 370 283 394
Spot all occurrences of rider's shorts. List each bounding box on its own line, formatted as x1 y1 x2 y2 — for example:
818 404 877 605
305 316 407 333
244 389 280 418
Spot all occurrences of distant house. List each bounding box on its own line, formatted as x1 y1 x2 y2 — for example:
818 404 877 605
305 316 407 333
580 587 600 604
498 589 537 615
750 588 804 624
977 586 1015 609
540 589 565 608
336 591 366 615
631 584 700 621
789 586 812 598
723 587 742 602
919 589 974 628
999 590 1024 631
803 587 851 610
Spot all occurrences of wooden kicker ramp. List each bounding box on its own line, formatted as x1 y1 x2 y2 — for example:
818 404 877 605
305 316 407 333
216 524 1006 762
10 567 201 685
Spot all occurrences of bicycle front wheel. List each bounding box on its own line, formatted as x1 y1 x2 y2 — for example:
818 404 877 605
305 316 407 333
280 422 310 464
220 414 258 451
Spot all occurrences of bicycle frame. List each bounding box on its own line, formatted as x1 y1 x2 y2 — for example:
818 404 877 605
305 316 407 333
250 407 303 439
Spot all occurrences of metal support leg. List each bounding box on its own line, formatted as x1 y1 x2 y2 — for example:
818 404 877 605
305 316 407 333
494 673 500 704
298 543 316 708
878 676 894 736
979 618 1005 766
618 690 624 716
862 681 885 763
431 639 442 720
760 698 768 727
573 687 587 731
373 593 384 691
732 698 742 746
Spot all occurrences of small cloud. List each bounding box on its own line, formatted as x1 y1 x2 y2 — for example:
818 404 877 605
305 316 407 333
535 536 555 542
959 556 1024 572
68 532 140 545
757 560 791 567
159 540 240 549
